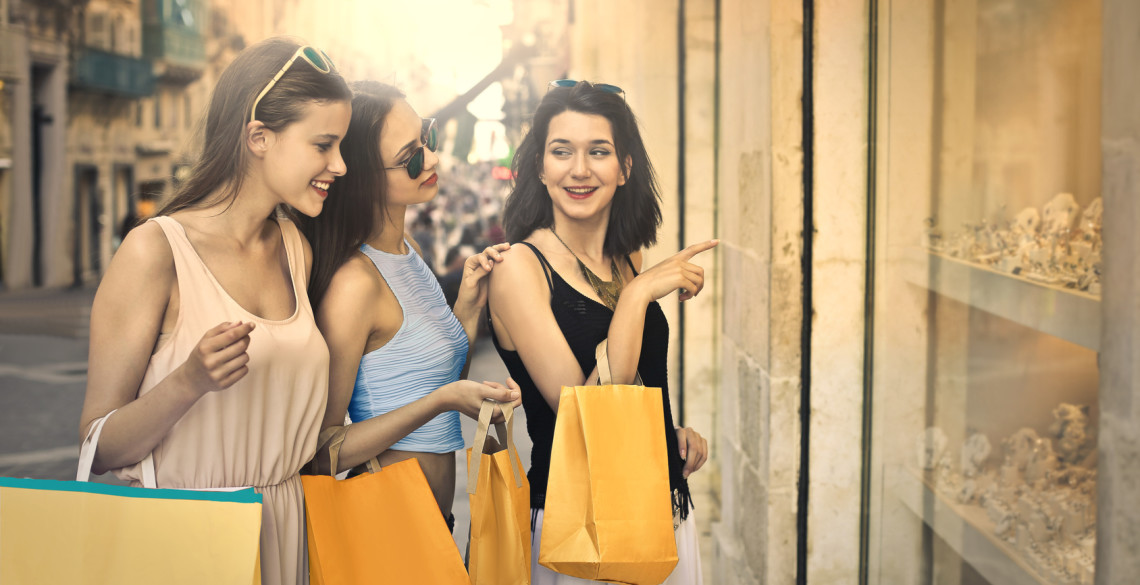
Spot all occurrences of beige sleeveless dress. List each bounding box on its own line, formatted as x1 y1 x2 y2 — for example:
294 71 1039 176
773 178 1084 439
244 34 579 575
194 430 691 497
114 214 329 585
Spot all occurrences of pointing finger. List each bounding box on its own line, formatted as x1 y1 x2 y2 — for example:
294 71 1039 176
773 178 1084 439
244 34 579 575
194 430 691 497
679 239 719 260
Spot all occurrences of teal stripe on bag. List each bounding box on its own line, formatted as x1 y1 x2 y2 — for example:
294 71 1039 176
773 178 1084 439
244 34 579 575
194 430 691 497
0 476 262 504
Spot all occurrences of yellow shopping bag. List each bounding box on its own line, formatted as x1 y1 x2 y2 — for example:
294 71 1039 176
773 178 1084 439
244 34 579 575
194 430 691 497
301 427 469 585
466 399 531 585
539 342 678 585
0 412 262 585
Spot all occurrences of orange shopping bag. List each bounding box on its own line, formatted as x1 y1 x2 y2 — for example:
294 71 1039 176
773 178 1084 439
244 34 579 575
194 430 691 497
301 427 468 585
465 399 531 585
538 341 678 584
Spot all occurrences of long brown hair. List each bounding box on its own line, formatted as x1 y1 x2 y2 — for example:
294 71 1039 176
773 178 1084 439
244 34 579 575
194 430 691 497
157 37 352 217
300 80 406 310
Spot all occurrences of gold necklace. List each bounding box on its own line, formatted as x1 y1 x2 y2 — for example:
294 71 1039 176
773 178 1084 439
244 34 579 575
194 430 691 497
550 228 624 310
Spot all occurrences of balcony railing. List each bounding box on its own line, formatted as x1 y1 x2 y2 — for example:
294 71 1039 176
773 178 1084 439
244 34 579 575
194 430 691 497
143 24 205 69
71 47 155 97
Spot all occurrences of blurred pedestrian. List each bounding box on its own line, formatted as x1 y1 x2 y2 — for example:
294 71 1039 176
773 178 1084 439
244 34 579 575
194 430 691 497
79 37 352 584
300 81 520 535
487 80 715 584
410 210 438 274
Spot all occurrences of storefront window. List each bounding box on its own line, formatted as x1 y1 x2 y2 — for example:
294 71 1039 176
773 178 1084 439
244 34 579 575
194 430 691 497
866 1 1102 584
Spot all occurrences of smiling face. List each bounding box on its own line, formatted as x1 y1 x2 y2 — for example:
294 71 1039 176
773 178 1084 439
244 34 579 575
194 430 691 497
541 110 627 225
381 100 440 208
261 99 351 217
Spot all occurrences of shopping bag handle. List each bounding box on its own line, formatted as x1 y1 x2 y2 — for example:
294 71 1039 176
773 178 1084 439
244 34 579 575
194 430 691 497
594 340 644 386
77 409 116 482
320 425 382 477
467 399 522 494
78 409 159 488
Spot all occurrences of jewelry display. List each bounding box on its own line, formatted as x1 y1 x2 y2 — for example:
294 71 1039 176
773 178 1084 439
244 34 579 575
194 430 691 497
912 402 1097 585
925 194 1103 297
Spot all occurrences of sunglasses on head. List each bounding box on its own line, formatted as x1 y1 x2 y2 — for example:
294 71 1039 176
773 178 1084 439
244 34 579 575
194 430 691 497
250 45 337 122
547 79 626 100
384 118 439 180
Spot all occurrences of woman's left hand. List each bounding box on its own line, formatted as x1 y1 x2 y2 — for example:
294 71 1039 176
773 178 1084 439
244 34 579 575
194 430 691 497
457 243 511 310
676 427 708 478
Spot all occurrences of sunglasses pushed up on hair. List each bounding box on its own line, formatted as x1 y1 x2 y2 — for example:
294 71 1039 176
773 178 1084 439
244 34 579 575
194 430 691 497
384 118 439 180
547 79 626 100
250 45 337 122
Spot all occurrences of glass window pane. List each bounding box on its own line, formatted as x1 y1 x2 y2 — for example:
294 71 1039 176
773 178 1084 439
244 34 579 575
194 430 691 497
867 2 1102 584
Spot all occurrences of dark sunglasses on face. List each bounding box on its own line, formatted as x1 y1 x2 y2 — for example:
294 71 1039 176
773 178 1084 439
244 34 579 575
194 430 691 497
250 45 337 122
547 79 626 100
385 118 439 179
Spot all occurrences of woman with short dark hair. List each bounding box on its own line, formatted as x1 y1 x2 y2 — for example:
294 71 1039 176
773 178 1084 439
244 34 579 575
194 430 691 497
488 80 716 584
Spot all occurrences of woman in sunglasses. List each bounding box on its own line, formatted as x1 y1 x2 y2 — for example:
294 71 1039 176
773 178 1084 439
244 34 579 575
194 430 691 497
486 80 716 584
79 37 351 584
302 80 520 532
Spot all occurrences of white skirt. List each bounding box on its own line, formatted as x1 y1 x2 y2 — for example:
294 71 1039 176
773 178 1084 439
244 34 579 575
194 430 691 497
530 507 703 585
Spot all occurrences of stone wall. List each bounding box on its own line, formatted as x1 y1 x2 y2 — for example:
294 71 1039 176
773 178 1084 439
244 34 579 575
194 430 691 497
714 1 805 583
1096 0 1140 582
807 0 869 581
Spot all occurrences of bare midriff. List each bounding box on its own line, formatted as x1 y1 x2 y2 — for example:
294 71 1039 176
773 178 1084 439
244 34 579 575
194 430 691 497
378 449 457 518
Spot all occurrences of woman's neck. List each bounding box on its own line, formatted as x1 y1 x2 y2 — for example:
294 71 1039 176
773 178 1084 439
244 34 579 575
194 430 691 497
180 186 278 246
551 214 609 261
366 204 409 254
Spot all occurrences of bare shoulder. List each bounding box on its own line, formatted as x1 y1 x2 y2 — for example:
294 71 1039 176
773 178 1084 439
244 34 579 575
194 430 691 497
105 221 175 285
322 253 385 313
89 221 174 343
489 242 546 285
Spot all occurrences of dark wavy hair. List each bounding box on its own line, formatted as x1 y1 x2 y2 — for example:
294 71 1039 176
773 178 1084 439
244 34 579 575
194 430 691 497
502 81 662 257
156 37 352 217
300 80 406 310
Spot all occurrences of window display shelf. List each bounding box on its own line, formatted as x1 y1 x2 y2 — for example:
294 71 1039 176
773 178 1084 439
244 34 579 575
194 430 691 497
892 467 1053 585
918 252 1101 351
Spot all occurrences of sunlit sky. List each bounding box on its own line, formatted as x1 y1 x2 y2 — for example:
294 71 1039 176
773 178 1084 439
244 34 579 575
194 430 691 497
300 0 516 120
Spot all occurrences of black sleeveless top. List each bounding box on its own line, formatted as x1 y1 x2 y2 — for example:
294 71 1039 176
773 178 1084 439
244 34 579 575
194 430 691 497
489 242 691 520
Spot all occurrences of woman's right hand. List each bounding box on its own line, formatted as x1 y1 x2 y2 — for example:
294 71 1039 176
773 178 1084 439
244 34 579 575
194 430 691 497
628 239 719 303
177 321 256 396
442 378 522 422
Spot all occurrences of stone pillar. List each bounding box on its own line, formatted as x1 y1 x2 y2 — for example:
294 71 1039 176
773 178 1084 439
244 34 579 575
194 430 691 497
31 45 70 287
5 31 32 289
807 0 869 582
712 0 805 582
1096 0 1140 582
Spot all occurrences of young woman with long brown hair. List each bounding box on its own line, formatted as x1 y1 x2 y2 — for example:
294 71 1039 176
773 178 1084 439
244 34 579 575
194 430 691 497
302 81 520 533
79 37 352 584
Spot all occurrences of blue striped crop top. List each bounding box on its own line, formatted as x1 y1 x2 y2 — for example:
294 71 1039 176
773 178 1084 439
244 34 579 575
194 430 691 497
348 241 468 453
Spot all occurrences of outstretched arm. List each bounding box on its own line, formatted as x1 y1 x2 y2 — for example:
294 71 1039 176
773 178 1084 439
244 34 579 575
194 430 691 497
452 242 512 343
314 256 519 475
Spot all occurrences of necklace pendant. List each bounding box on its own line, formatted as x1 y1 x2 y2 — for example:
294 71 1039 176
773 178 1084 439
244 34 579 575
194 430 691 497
577 258 623 310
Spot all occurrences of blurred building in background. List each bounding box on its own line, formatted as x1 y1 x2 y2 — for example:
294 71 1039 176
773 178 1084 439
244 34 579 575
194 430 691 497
0 0 526 290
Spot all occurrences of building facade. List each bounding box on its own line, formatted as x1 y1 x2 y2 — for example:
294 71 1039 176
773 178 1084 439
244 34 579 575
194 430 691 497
0 0 212 289
569 1 1139 584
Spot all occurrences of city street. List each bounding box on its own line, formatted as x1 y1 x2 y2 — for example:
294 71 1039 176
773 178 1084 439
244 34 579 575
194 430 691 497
0 286 528 552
